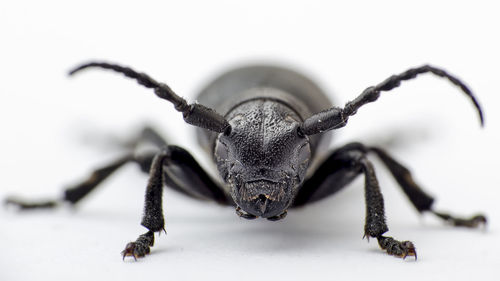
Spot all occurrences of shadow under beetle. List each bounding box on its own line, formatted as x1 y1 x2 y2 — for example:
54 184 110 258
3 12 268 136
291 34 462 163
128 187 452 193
6 62 487 260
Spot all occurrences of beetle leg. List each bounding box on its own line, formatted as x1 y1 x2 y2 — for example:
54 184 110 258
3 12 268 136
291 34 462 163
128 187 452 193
430 211 487 228
294 144 416 259
5 126 230 210
377 236 416 259
122 231 155 260
123 145 233 260
359 156 417 259
5 154 135 210
293 143 371 206
296 142 487 229
122 150 168 260
160 145 232 204
4 127 165 210
368 146 487 228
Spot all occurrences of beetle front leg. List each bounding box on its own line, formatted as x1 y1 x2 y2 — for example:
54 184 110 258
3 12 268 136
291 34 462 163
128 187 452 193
360 157 416 259
122 149 167 260
294 145 416 259
121 145 233 260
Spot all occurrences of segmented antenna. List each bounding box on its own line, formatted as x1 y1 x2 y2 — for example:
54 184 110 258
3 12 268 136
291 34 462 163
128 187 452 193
300 65 484 136
69 62 231 134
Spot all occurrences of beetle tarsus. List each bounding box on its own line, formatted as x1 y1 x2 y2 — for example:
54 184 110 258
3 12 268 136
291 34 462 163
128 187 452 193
121 231 155 261
431 211 487 228
4 197 59 210
376 235 417 260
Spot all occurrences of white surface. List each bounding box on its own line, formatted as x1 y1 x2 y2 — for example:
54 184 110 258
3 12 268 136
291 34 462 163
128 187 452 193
1 1 499 280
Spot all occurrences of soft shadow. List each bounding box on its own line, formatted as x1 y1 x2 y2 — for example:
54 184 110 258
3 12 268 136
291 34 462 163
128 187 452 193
177 187 367 253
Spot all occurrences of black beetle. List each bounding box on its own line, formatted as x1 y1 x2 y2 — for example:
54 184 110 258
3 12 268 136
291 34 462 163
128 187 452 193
6 62 487 260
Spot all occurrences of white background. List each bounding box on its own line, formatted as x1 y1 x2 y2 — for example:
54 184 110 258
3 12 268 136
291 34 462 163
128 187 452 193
1 1 499 280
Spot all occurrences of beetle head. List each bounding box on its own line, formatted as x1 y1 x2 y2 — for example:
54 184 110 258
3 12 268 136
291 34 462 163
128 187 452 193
215 101 311 219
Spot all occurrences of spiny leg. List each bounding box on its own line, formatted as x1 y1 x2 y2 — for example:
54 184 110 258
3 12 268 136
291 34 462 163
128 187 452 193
431 212 486 228
5 127 166 210
294 144 416 259
329 143 487 228
5 155 134 210
359 155 416 259
367 146 487 228
122 150 167 260
122 145 232 260
6 126 232 259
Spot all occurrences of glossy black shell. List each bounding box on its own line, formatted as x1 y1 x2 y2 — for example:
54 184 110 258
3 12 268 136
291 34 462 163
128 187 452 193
195 65 334 158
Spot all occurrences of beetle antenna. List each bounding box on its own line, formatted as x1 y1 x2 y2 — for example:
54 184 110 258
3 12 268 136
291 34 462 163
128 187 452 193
300 65 484 136
69 62 231 134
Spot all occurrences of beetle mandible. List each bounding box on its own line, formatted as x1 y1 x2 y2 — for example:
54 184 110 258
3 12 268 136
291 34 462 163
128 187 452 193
6 62 486 260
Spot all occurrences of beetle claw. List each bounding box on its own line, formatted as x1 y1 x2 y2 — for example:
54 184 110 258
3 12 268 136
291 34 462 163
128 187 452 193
362 232 370 242
121 242 150 261
121 231 155 261
377 236 417 260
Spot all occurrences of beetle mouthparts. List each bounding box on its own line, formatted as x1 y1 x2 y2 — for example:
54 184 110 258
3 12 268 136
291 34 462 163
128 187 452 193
232 180 292 218
235 206 258 219
240 180 287 202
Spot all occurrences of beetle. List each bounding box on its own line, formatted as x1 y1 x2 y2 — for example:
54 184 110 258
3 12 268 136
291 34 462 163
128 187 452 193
6 62 487 260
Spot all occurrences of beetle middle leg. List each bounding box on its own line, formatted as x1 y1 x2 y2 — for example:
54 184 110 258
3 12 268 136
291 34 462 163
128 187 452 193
294 142 486 258
367 146 487 228
6 125 233 259
6 127 229 209
4 127 165 209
